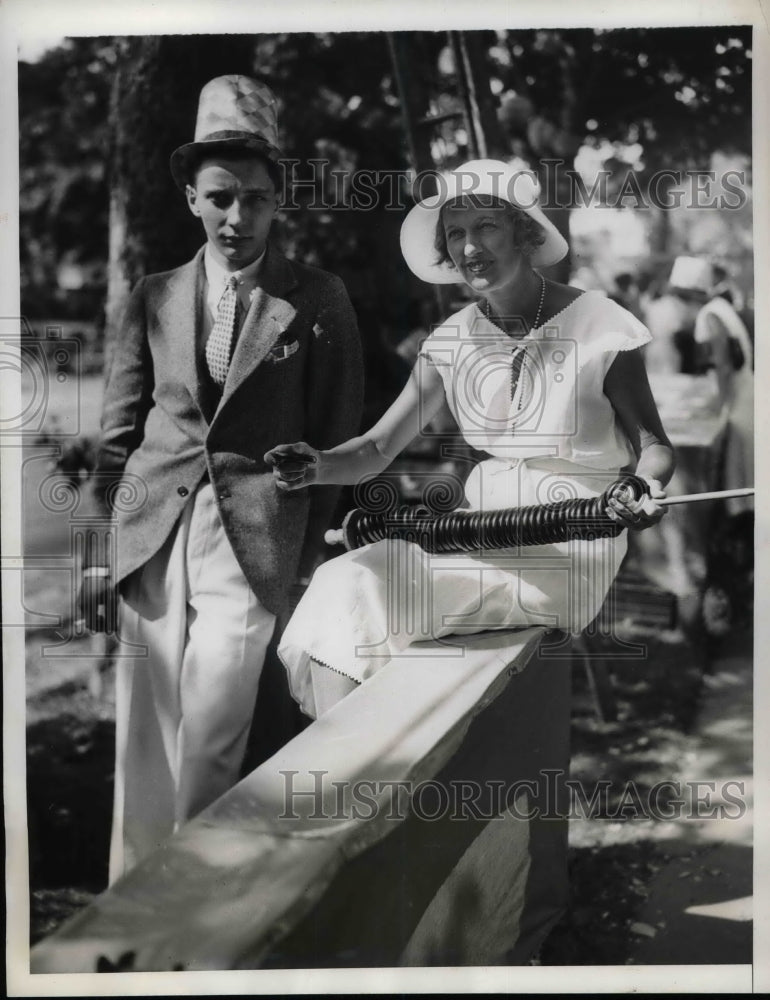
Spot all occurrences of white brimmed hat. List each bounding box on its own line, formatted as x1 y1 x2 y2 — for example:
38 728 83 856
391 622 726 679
170 75 283 189
399 159 569 284
668 256 713 296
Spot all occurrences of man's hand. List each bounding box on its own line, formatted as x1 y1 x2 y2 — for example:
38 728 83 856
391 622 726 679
606 476 666 531
77 568 117 634
264 442 322 491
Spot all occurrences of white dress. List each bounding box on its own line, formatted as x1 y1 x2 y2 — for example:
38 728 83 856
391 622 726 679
279 291 652 717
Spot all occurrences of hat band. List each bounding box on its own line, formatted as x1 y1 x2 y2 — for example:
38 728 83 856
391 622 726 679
196 129 274 145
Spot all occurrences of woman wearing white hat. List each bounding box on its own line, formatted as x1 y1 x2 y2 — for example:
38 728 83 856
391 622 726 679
266 160 675 718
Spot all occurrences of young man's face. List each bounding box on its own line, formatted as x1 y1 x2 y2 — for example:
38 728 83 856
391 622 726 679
186 154 280 270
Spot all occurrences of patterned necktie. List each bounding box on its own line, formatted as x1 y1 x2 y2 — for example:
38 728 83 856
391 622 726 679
205 271 241 386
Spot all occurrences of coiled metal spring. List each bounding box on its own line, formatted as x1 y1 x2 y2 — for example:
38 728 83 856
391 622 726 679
335 474 650 553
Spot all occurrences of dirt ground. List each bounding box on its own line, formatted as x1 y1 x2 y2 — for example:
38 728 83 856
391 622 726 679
541 624 752 965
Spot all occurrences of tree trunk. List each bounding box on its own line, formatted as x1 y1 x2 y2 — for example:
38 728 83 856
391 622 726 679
104 35 255 367
387 32 452 320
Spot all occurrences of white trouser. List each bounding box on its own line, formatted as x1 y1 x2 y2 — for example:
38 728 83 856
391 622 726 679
109 482 276 884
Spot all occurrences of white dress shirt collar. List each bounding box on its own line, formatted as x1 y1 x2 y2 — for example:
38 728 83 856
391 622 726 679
203 244 266 313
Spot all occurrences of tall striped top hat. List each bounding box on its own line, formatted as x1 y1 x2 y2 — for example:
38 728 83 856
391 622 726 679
170 75 283 188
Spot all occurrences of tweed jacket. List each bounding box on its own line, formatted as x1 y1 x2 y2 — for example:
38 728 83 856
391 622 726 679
93 243 364 617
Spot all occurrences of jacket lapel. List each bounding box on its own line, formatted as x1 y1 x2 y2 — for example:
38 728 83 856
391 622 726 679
219 244 298 409
156 247 206 414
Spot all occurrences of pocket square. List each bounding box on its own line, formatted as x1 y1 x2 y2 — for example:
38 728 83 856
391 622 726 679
267 339 300 362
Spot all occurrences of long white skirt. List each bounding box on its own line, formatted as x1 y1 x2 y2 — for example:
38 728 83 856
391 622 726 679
278 458 627 717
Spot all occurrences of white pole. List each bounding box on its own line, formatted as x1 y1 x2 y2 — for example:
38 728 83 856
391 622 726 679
658 487 755 507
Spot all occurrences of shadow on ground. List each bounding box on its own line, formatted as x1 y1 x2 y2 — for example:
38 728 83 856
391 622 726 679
540 838 751 965
27 683 114 944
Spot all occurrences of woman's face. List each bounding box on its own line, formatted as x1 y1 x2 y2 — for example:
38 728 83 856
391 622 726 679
442 201 525 294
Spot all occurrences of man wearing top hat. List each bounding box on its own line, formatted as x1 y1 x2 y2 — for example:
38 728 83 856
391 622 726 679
79 75 364 882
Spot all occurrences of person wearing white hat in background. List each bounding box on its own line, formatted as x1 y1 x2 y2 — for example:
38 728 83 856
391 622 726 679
265 160 675 719
631 257 716 616
642 255 707 376
690 261 754 517
79 76 363 881
659 255 753 516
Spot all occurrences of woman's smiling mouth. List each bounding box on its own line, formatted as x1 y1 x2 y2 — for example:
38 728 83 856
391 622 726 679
465 258 492 274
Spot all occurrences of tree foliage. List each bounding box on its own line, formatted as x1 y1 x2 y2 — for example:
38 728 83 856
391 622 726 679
493 27 752 182
18 26 753 331
19 37 114 318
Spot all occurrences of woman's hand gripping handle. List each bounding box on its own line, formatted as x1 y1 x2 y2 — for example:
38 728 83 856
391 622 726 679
605 475 667 531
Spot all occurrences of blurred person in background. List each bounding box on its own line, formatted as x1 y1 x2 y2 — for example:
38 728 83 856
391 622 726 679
655 257 753 515
642 256 705 375
711 262 754 356
693 263 754 518
634 256 753 634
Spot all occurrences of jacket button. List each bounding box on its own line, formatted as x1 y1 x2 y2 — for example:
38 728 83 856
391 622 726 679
177 486 189 497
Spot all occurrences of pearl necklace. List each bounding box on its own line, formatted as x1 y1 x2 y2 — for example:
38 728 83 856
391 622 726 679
480 271 547 336
481 272 547 405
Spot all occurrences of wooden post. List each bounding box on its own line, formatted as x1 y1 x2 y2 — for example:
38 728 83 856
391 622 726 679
453 31 507 161
387 32 451 319
386 34 435 183
448 32 481 160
